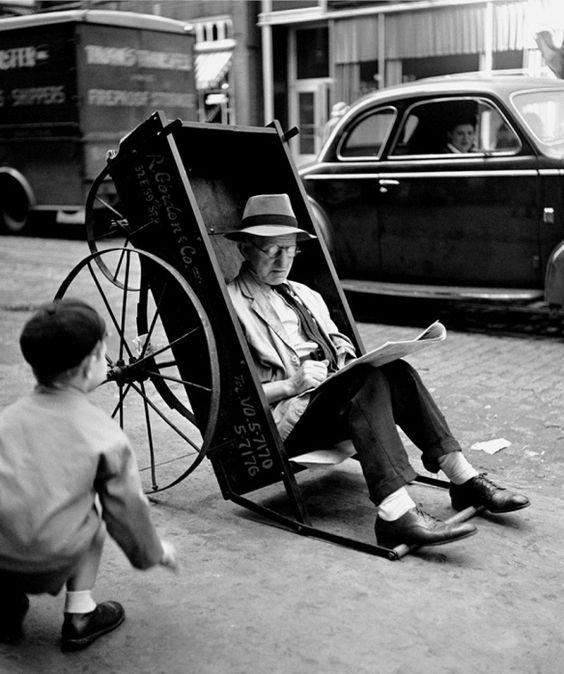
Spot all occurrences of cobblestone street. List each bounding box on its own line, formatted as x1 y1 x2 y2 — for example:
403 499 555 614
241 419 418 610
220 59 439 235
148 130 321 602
1 236 563 674
355 315 564 499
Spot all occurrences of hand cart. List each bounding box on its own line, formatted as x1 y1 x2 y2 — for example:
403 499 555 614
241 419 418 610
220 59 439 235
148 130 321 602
56 111 478 561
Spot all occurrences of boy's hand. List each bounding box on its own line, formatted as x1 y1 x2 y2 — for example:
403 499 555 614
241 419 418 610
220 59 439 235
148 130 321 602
160 539 178 573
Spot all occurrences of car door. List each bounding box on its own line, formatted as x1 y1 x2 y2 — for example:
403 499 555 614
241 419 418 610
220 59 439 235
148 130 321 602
302 106 397 277
377 97 543 288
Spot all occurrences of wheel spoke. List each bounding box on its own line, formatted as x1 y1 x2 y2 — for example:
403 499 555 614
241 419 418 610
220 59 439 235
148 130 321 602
140 382 158 491
136 281 168 360
88 197 131 243
94 193 124 219
109 248 130 286
87 261 135 361
141 451 199 470
127 380 202 453
151 359 176 369
89 228 128 245
142 450 207 492
57 246 221 493
119 252 131 362
134 326 202 363
110 381 133 419
117 384 125 427
85 167 141 291
142 369 212 394
90 193 148 241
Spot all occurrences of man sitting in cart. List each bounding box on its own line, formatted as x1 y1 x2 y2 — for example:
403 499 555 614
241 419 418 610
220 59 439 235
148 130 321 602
225 193 530 549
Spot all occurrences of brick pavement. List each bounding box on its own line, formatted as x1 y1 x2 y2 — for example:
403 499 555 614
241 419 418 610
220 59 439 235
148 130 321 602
357 321 564 497
3 316 564 674
2 237 564 673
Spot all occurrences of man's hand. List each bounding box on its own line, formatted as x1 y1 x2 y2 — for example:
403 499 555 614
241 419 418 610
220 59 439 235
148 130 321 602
288 359 328 395
262 360 329 404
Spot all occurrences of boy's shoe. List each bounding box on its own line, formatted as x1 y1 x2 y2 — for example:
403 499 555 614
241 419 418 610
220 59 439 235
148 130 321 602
0 593 29 643
61 601 125 652
450 474 530 513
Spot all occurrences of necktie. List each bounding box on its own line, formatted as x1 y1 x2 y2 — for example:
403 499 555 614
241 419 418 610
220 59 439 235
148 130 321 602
275 283 338 370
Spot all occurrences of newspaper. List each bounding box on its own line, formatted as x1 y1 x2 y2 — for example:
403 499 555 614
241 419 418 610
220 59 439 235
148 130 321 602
336 319 445 374
302 320 446 395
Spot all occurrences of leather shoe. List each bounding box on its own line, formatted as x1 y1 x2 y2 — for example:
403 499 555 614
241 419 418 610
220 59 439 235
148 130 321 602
61 601 125 652
450 474 530 513
0 593 29 643
375 507 478 548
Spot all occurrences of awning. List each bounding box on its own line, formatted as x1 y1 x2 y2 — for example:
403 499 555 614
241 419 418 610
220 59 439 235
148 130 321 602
195 50 232 91
334 1 531 62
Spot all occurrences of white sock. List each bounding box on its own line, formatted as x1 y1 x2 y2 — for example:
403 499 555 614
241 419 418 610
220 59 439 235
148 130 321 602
64 590 97 614
377 487 416 521
438 452 479 485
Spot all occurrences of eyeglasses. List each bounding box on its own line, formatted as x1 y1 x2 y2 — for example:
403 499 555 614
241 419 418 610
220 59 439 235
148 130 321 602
249 241 301 258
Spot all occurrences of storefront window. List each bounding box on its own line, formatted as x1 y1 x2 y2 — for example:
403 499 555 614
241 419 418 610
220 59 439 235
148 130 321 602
273 0 317 9
359 60 380 95
493 50 523 70
296 27 328 79
298 91 316 155
401 54 480 82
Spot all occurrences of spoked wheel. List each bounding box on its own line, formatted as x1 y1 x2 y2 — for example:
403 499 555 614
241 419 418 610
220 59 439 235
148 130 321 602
85 164 140 290
55 248 221 493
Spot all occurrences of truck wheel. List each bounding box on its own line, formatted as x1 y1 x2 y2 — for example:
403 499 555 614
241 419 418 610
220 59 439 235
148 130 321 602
0 168 35 234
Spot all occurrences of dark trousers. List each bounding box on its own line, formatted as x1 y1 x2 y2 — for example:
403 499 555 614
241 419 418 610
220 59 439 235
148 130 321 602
284 360 461 505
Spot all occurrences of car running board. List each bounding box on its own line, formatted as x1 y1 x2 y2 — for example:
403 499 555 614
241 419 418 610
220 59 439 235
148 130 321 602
340 279 544 302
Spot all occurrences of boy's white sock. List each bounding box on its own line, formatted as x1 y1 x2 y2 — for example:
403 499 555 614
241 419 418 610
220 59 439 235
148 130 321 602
377 487 416 521
64 590 97 614
438 451 479 485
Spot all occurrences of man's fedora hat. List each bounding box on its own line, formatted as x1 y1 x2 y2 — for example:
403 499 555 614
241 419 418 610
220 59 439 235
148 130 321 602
224 193 316 241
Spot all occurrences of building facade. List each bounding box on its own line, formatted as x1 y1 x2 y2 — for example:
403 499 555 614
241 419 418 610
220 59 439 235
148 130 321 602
0 0 264 128
2 0 563 164
104 0 261 127
259 0 564 163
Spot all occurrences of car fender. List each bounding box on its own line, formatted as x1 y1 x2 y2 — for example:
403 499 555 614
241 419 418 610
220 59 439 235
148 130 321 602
307 196 336 258
544 239 564 309
0 167 35 234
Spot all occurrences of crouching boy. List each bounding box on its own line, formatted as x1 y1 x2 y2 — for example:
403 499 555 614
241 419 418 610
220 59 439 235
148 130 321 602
0 299 177 651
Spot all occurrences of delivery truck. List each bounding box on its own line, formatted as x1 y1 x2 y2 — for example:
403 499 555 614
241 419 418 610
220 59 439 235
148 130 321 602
0 9 197 233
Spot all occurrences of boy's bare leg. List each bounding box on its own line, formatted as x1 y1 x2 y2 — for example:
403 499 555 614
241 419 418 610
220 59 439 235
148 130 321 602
61 525 125 652
66 524 105 595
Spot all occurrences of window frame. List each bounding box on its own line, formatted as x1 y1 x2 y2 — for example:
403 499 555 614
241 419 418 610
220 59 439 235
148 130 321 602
335 105 398 162
387 95 522 160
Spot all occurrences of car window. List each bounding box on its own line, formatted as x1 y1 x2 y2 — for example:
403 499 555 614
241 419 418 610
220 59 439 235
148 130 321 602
389 98 520 158
512 89 564 155
338 107 396 159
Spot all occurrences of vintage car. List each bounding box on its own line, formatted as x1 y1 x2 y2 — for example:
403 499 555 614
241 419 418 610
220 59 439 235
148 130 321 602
300 73 564 305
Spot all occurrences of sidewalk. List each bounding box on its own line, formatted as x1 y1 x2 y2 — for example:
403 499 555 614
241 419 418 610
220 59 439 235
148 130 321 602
2 313 563 673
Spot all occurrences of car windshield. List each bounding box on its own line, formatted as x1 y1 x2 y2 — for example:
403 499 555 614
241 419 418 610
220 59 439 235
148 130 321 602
512 89 564 156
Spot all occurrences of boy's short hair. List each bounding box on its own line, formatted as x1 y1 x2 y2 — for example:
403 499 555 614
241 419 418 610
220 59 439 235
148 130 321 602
20 298 106 381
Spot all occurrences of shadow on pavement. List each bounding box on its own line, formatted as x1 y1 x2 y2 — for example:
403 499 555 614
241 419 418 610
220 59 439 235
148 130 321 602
346 291 564 340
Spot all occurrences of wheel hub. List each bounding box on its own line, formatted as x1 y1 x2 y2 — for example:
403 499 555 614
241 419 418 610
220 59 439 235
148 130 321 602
106 358 151 386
